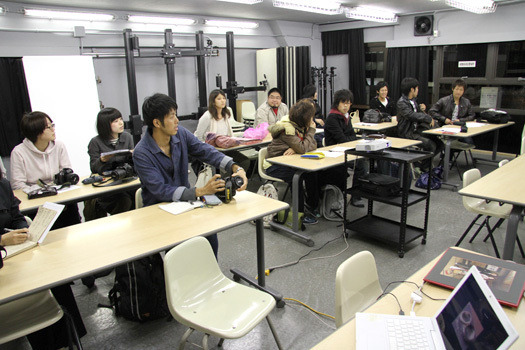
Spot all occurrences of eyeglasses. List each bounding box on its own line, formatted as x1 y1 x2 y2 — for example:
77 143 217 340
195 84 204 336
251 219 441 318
268 95 282 100
45 124 56 130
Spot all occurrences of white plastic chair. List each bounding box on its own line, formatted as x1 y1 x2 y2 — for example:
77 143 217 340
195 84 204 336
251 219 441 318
498 159 509 167
521 136 525 155
241 101 256 128
164 236 282 350
227 106 245 136
135 188 143 209
455 168 524 258
258 147 290 201
0 290 82 348
335 251 383 328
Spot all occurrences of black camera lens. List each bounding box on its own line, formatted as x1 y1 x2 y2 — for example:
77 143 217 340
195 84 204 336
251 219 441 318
232 176 244 189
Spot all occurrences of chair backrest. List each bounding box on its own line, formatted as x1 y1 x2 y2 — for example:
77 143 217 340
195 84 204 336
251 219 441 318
258 147 283 183
498 159 509 167
135 188 143 209
462 168 482 210
521 136 525 155
163 237 226 322
322 137 326 147
335 251 382 328
241 101 256 121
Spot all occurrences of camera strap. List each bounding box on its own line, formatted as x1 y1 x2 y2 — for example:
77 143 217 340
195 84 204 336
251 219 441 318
91 176 137 188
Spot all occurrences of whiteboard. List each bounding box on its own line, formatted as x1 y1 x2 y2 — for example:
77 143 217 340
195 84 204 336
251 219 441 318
23 56 99 177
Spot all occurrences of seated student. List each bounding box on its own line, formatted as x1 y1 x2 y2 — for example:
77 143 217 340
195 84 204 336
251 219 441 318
0 167 87 350
194 89 250 170
133 93 248 257
255 87 289 127
0 157 6 178
10 112 81 228
369 81 397 119
429 78 475 145
302 84 325 147
324 89 366 208
87 107 134 216
263 99 320 224
397 77 443 171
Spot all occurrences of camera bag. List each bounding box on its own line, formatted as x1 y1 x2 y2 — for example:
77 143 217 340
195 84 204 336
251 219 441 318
480 110 510 124
355 173 401 197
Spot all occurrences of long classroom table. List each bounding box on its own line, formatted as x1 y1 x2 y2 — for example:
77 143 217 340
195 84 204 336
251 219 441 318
0 191 288 306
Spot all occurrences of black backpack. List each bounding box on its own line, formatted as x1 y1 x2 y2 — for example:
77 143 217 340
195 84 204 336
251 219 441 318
107 253 170 322
362 109 392 123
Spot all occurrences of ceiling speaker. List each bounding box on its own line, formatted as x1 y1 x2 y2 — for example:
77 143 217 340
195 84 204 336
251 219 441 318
414 15 434 36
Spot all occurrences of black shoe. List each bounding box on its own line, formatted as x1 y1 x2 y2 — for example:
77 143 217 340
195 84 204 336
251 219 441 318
81 276 96 289
350 197 365 208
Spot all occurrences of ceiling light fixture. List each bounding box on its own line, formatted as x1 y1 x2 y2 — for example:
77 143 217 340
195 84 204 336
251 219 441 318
0 7 5 15
127 15 196 25
216 0 263 4
24 8 114 21
445 0 496 14
205 19 259 29
344 6 398 23
272 0 343 15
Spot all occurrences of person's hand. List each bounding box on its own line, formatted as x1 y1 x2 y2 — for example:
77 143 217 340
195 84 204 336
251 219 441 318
315 118 325 127
100 154 115 163
284 148 296 156
430 119 436 128
419 103 426 112
232 168 248 191
445 118 453 125
0 228 29 246
309 118 317 128
196 174 225 197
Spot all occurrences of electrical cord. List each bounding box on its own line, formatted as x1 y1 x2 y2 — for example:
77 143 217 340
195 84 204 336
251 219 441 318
380 292 404 315
382 280 446 302
284 298 335 320
285 299 336 330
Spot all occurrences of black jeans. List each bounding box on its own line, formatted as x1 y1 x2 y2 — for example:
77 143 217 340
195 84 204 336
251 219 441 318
413 134 444 171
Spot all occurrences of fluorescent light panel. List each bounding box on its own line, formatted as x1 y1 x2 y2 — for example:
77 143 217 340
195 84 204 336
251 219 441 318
344 6 398 23
216 0 263 4
445 0 496 14
24 8 114 21
272 0 342 15
205 19 259 29
0 7 5 15
127 15 196 25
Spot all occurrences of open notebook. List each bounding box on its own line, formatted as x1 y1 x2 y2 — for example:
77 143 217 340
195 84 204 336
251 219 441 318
5 202 64 259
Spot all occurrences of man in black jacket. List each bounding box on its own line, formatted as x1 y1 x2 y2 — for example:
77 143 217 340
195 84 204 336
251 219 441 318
325 89 366 207
396 77 443 171
429 79 475 126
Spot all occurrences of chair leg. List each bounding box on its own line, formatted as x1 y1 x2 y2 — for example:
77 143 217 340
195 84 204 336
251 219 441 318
456 214 482 246
62 307 83 350
218 338 225 347
266 316 283 350
468 217 489 243
179 328 194 350
202 334 209 350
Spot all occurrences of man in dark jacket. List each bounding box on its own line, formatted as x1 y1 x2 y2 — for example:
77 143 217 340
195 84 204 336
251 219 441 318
397 77 443 171
325 89 366 207
429 79 475 126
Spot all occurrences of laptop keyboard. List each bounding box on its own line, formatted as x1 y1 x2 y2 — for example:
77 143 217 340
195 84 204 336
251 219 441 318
386 318 432 350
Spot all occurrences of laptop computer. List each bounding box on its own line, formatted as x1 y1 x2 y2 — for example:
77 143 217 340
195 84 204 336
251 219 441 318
356 266 518 350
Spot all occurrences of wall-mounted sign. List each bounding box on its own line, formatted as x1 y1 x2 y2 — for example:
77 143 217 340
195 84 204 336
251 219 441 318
458 61 476 68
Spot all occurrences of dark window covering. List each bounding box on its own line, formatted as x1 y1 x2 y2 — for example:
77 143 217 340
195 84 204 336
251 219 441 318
277 47 287 105
321 29 367 105
295 46 311 104
385 47 430 105
0 58 31 157
276 46 311 106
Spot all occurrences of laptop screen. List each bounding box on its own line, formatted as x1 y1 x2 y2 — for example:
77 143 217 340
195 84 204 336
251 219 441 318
436 273 509 350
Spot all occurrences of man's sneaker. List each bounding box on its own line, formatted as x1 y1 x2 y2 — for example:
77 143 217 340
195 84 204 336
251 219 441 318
303 214 319 225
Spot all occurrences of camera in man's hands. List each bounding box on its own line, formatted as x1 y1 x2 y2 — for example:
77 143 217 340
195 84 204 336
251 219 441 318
216 176 244 204
110 163 135 180
54 168 79 185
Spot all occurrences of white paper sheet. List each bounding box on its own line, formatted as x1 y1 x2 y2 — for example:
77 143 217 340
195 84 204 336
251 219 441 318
159 201 203 215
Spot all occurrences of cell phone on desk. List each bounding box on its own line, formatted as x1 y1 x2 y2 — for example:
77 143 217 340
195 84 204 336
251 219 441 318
202 194 222 206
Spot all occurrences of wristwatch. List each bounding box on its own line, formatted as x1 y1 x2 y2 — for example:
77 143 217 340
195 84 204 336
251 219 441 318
232 163 244 173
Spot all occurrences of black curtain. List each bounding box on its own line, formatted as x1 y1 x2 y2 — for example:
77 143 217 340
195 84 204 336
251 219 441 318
0 58 31 157
276 47 287 105
295 46 311 101
385 47 430 105
321 29 366 105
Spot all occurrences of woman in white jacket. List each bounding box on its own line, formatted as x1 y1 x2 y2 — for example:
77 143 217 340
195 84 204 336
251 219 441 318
10 111 81 228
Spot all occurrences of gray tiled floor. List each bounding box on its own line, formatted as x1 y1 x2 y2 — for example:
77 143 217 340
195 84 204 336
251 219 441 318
3 152 524 350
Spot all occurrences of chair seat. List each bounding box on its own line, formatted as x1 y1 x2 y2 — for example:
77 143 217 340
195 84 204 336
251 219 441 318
173 276 275 339
450 140 475 150
466 199 512 218
0 290 63 344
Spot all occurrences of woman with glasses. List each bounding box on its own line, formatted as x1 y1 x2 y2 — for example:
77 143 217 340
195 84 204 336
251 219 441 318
10 111 81 228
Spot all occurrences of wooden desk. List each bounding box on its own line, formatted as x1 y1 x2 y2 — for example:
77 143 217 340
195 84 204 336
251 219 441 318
423 122 515 186
312 248 525 349
459 154 525 261
267 137 421 246
15 177 141 213
0 191 288 306
354 120 398 132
